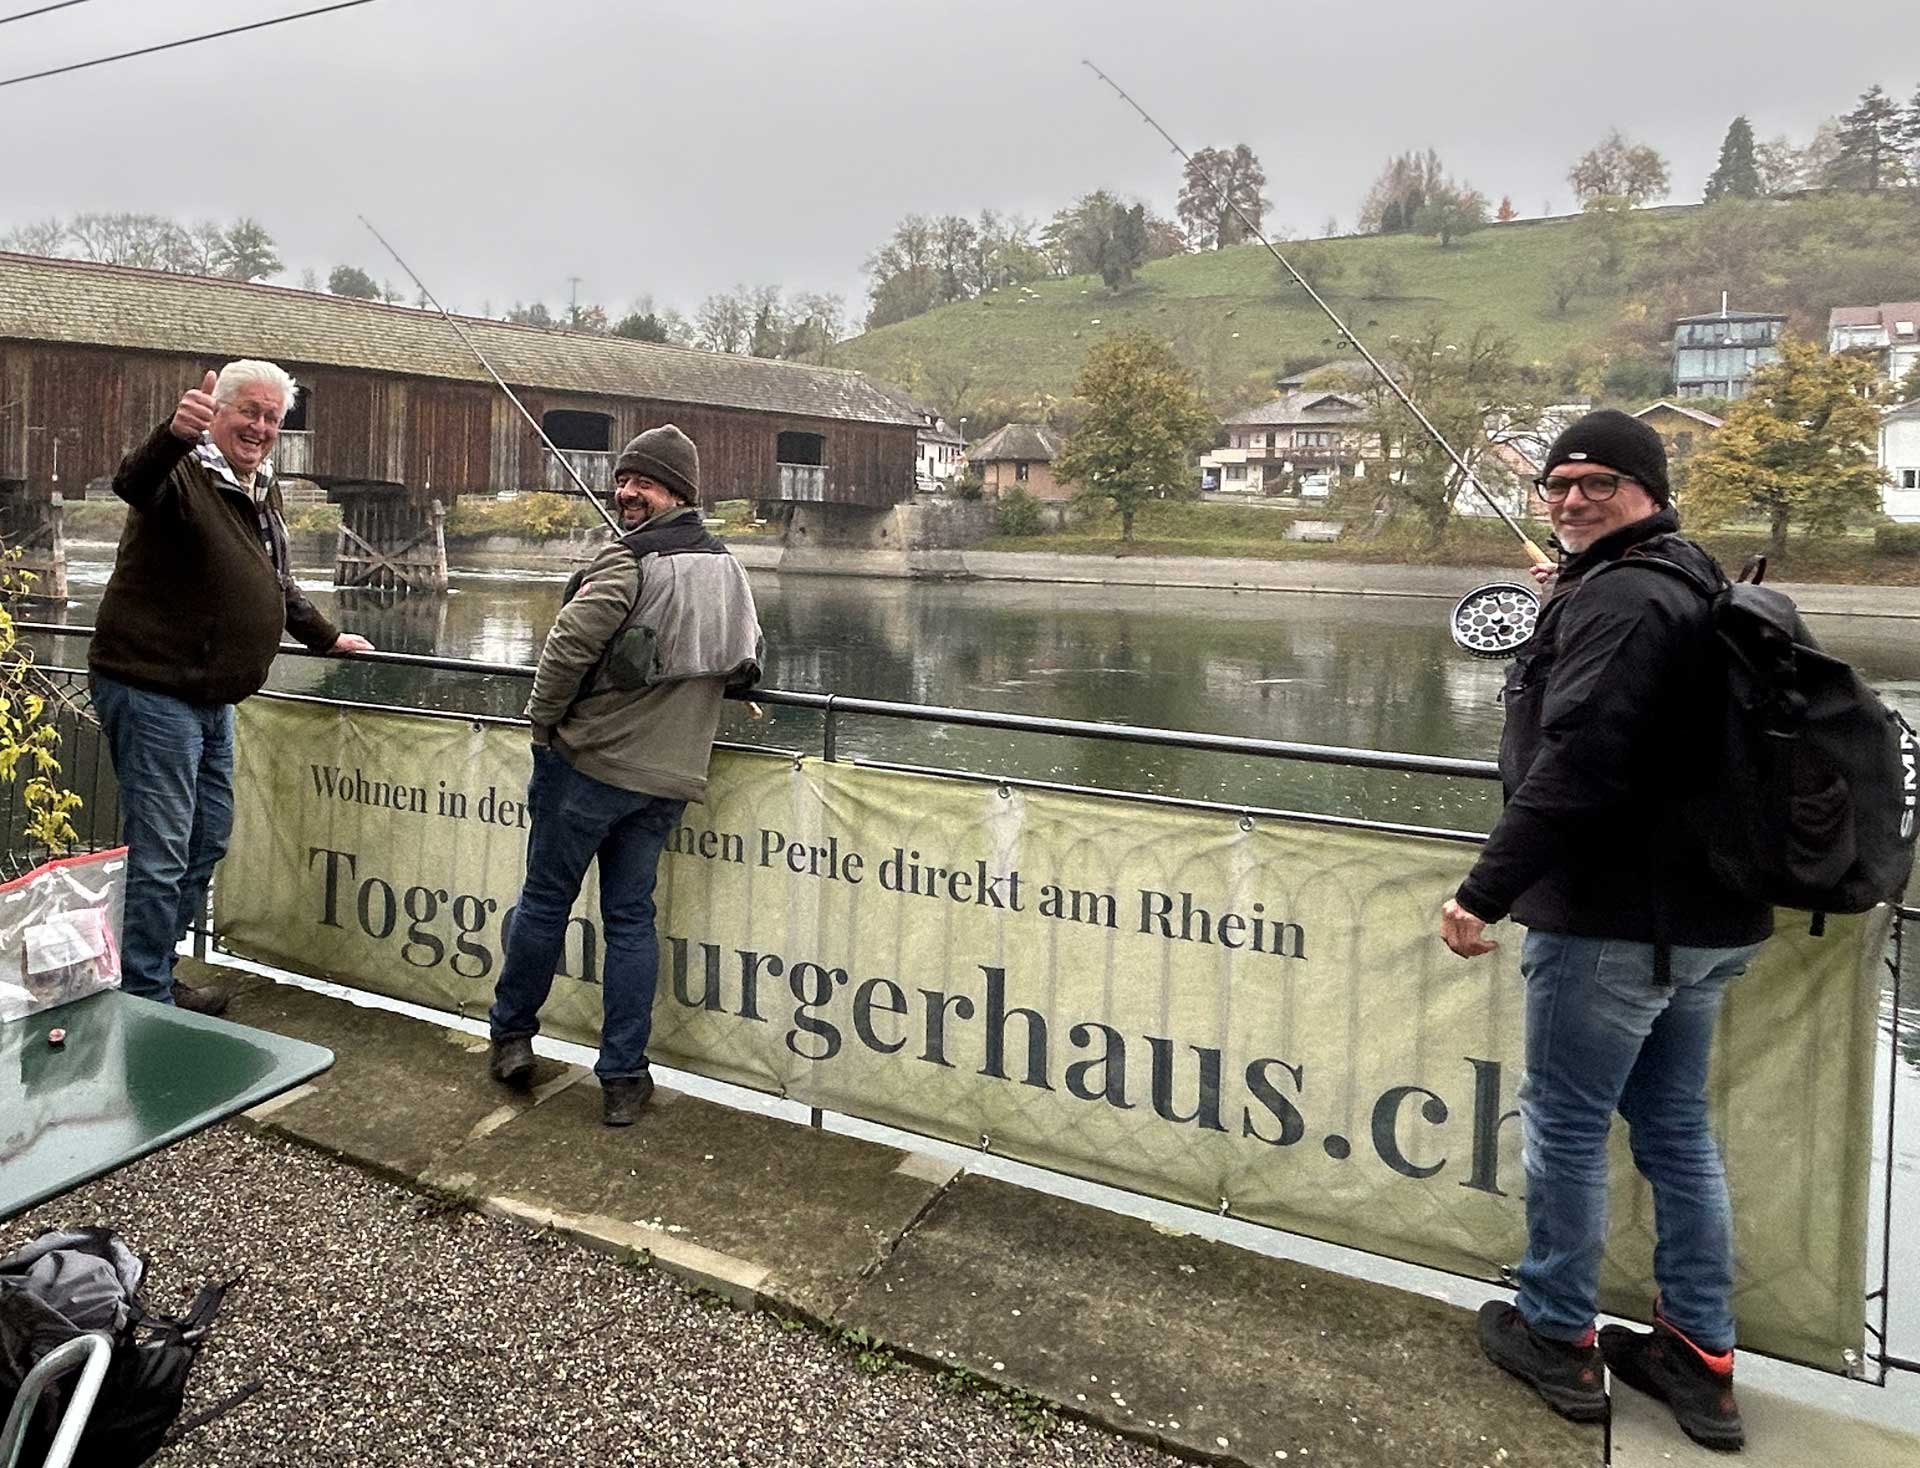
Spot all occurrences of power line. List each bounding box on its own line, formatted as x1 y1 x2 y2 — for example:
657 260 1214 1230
1 2 103 27
0 0 380 90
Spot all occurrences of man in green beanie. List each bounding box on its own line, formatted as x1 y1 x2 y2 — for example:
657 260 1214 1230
486 424 763 1126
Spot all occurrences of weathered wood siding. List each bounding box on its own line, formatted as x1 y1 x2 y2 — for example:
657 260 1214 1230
0 340 915 506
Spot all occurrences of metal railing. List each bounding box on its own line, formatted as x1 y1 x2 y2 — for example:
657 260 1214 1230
10 620 1914 1386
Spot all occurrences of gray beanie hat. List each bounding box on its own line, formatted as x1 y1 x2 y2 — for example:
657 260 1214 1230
614 424 700 505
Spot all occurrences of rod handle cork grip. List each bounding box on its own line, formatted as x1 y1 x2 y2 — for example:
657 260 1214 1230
1521 536 1555 568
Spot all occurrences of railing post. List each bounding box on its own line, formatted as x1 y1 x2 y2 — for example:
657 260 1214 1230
822 694 838 763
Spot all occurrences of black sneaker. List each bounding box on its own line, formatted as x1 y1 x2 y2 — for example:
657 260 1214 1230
172 981 229 1017
488 1036 535 1088
601 1073 654 1127
1600 1307 1742 1452
1477 1300 1608 1422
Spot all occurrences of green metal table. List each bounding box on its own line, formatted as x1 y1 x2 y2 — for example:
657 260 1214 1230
0 989 334 1222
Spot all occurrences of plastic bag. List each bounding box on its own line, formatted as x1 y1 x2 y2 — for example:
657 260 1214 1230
0 847 128 1023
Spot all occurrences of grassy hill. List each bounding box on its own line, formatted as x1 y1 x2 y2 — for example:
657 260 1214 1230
834 196 1920 414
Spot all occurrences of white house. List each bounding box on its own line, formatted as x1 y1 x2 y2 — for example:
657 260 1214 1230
1882 399 1920 523
1829 302 1920 388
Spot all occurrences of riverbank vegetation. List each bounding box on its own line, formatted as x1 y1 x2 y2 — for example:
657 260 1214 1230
982 499 1920 585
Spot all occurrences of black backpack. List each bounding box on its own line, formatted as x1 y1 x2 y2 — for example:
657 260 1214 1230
0 1228 243 1468
1604 550 1918 922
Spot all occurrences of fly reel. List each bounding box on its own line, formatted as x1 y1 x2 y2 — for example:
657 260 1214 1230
1449 582 1540 659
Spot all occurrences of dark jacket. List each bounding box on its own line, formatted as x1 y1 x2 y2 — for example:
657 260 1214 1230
88 421 340 706
1455 509 1772 946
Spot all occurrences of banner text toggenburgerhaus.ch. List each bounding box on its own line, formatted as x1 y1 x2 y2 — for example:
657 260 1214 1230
303 844 1520 1197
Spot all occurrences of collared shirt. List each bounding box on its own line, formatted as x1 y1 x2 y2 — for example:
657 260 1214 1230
192 435 279 567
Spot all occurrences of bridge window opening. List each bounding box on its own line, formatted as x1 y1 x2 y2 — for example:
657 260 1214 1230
282 385 310 432
542 410 612 452
777 431 825 466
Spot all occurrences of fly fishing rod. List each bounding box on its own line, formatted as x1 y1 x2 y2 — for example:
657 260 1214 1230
1082 62 1549 656
358 217 769 714
357 215 623 536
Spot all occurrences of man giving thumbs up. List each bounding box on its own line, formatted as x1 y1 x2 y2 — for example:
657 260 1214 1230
89 360 374 1012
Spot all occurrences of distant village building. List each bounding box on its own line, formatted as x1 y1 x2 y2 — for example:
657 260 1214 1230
1828 302 1920 388
1632 400 1724 463
1881 399 1920 523
870 384 967 491
1202 390 1369 496
968 422 1068 500
1670 301 1785 401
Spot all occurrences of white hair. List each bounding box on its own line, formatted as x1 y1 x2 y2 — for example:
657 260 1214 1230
214 359 297 413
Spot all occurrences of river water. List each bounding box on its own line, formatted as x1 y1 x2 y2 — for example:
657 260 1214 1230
43 549 1920 1407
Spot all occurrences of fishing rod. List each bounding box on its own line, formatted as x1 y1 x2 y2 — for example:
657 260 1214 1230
1081 60 1553 573
359 217 769 716
357 215 623 536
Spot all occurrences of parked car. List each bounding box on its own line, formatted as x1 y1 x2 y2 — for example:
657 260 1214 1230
1299 472 1332 499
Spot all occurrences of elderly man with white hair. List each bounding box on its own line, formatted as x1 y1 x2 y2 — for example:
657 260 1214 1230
89 360 373 1012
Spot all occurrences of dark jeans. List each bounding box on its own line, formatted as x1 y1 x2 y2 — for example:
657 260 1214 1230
90 673 235 1003
1514 930 1762 1351
488 746 686 1081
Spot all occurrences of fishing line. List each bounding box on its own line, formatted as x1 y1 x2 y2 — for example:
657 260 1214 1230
357 214 623 536
1083 59 1550 565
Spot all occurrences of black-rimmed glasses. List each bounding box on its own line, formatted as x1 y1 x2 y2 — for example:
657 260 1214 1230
1533 472 1630 503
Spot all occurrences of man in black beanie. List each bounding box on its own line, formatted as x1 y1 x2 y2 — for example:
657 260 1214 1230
486 423 763 1127
1438 409 1771 1449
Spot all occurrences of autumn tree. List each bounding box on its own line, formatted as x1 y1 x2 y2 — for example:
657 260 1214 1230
1682 340 1886 559
1414 187 1490 247
1703 116 1762 201
1044 192 1152 289
1176 144 1269 250
1495 196 1517 223
1355 323 1545 543
1358 150 1448 233
1567 129 1670 205
1055 331 1215 542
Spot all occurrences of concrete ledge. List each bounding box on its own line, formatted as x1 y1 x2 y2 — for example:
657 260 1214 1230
184 966 1920 1467
839 1173 1597 1468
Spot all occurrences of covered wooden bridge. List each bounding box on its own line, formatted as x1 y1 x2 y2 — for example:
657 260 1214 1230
0 252 921 593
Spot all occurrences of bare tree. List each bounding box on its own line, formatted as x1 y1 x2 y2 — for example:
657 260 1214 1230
696 287 753 353
0 218 67 257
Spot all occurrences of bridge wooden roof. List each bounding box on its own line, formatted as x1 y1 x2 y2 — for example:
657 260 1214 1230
0 253 920 428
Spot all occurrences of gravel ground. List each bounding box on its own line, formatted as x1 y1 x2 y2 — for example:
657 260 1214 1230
5 1127 1181 1468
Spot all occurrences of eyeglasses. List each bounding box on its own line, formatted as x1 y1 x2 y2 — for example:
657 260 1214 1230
1533 472 1631 503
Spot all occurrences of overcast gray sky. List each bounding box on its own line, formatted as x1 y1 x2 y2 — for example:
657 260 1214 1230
5 0 1916 322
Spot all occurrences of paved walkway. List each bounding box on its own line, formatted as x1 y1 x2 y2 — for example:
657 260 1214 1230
147 961 1920 1467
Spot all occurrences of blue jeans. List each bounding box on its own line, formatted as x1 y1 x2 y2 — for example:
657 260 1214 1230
1515 929 1762 1351
90 674 236 1004
488 746 685 1082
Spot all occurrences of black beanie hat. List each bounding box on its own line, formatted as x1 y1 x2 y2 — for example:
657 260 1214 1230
614 424 701 506
1541 409 1670 506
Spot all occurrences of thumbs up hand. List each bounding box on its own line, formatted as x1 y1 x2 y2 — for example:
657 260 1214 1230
170 370 219 442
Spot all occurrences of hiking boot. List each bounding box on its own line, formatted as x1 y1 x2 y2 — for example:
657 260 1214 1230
1477 1300 1608 1422
488 1037 536 1089
601 1073 654 1127
172 981 229 1017
1600 1306 1742 1452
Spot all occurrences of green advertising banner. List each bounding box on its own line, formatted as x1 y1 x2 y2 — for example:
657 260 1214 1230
217 696 1882 1372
